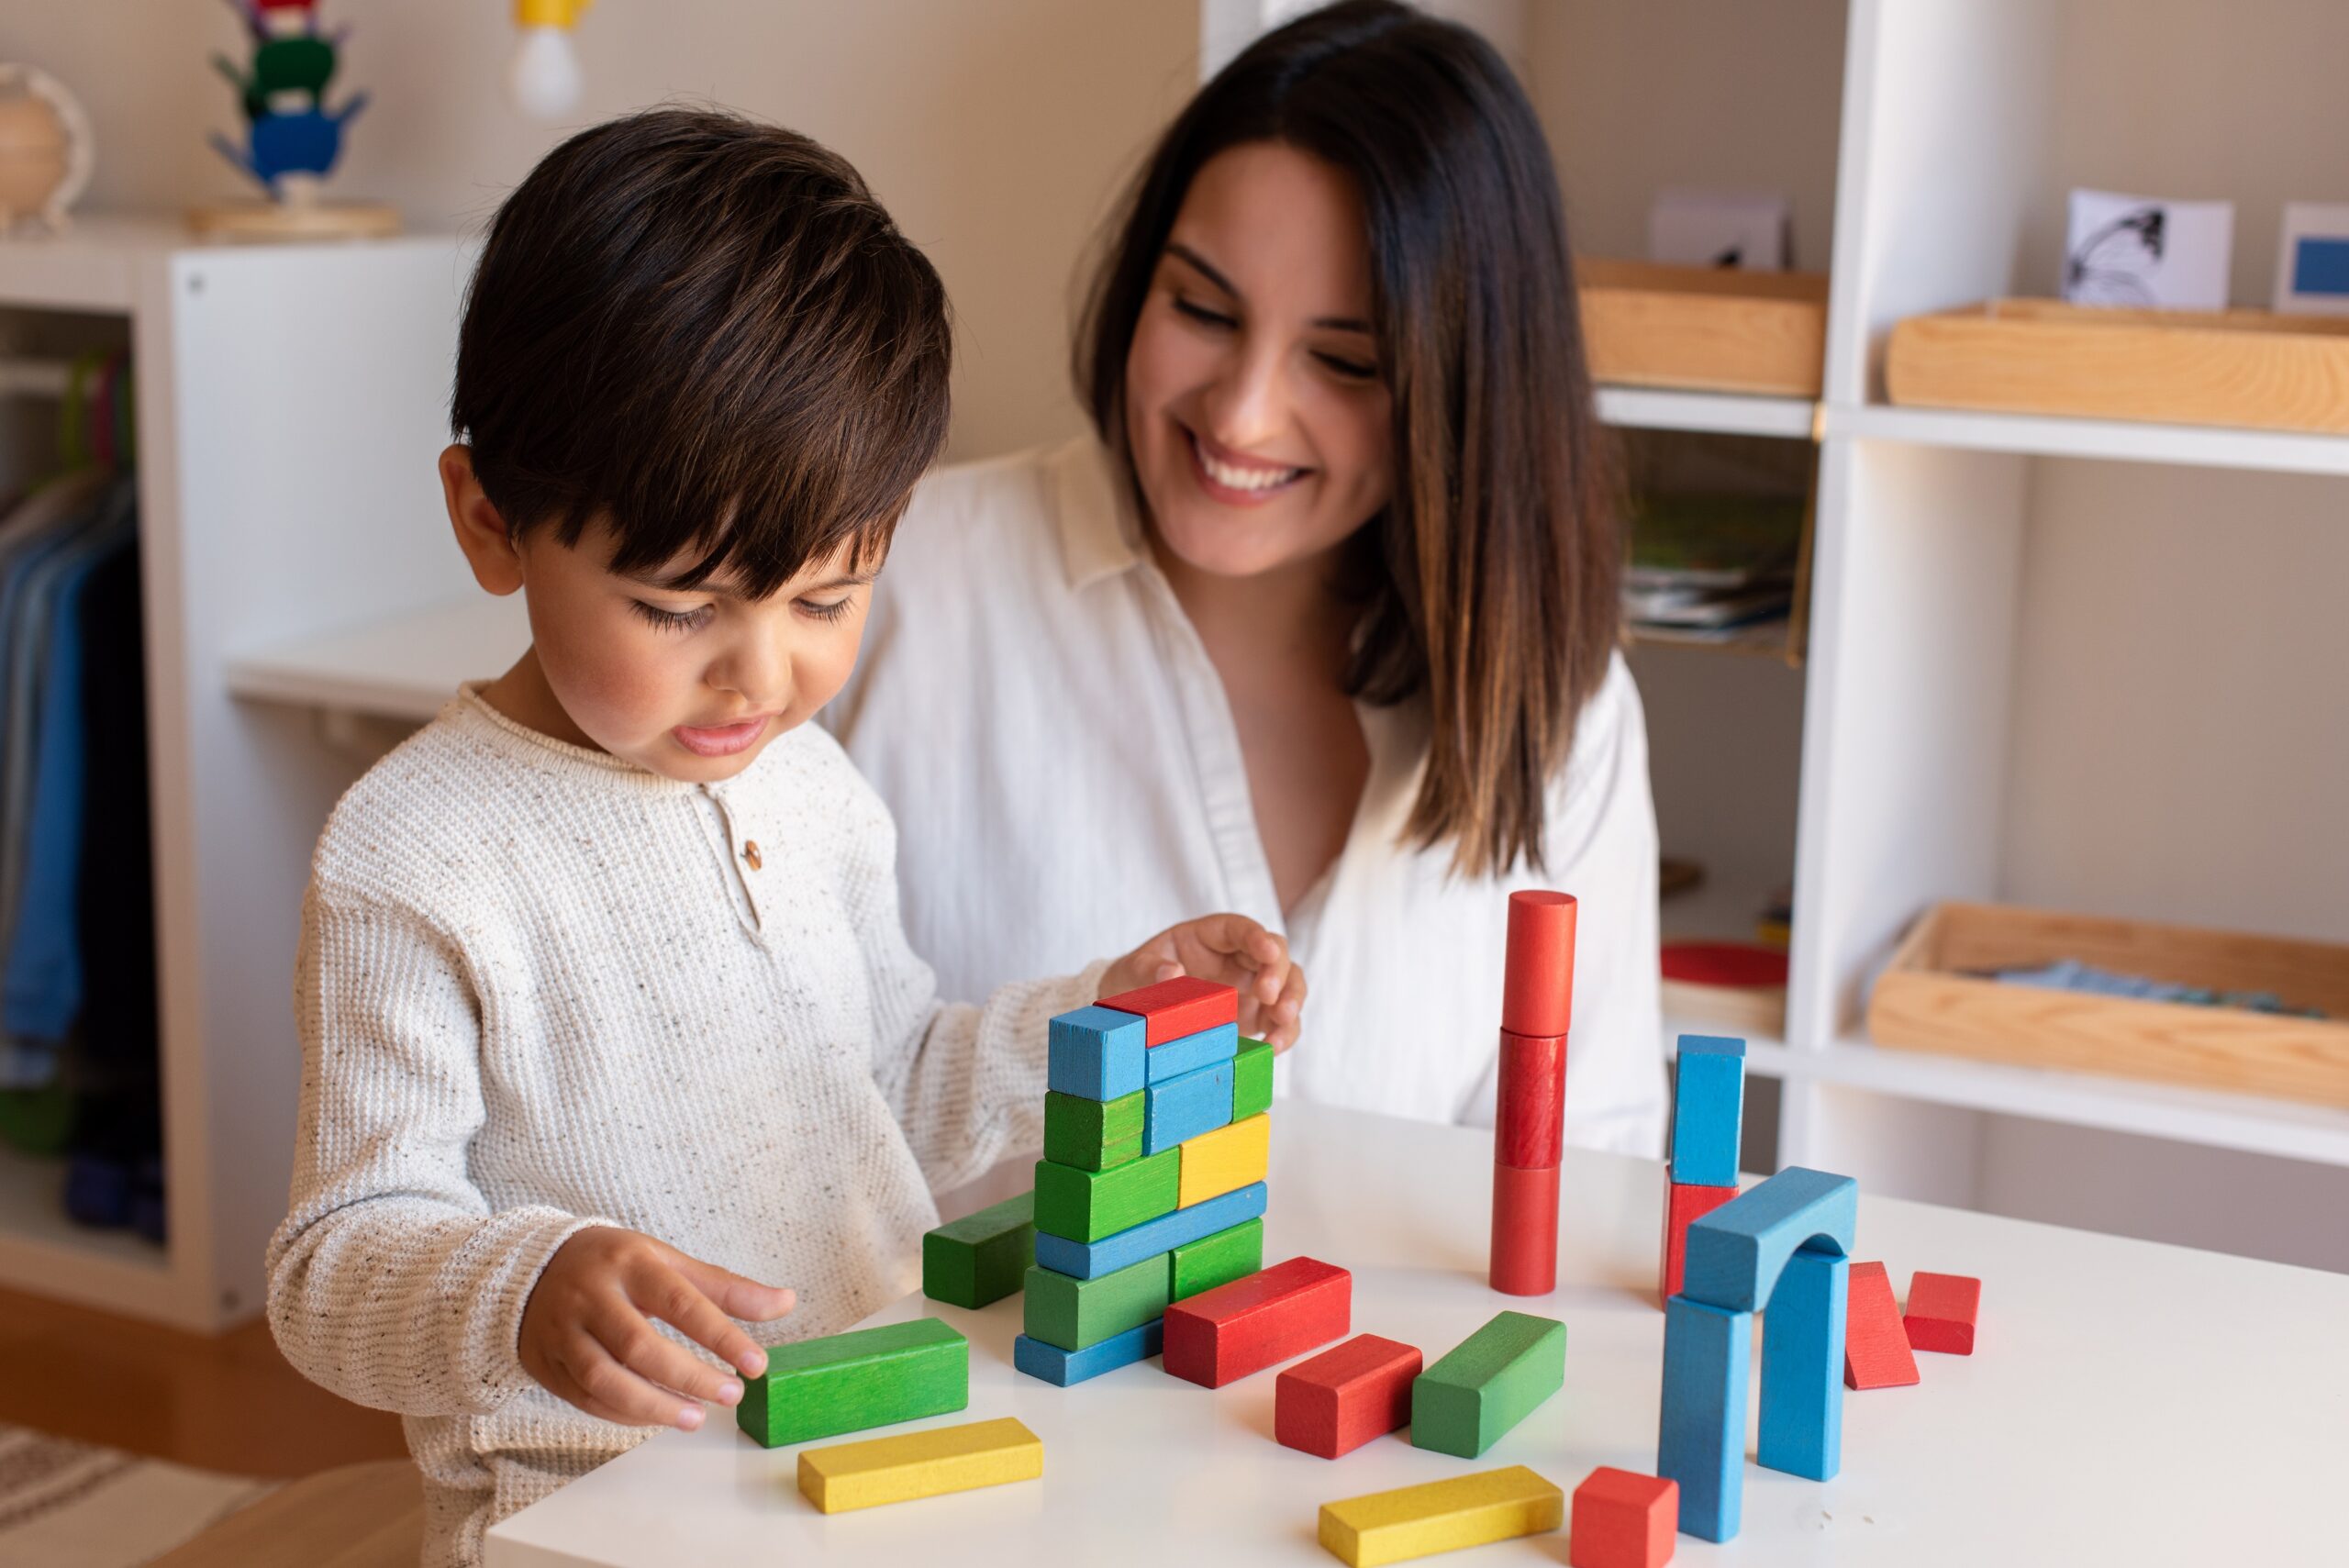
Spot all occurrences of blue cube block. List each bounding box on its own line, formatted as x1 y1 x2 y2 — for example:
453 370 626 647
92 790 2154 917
1050 1006 1148 1101
1669 1034 1746 1187
1143 1058 1234 1154
1147 1022 1240 1084
1033 1181 1268 1280
1014 1318 1164 1385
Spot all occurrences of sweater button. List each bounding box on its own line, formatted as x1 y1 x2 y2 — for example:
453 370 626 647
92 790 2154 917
742 840 763 872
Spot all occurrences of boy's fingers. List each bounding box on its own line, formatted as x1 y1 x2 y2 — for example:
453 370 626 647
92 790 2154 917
640 1261 780 1379
597 1306 746 1409
556 1336 699 1429
672 1252 797 1326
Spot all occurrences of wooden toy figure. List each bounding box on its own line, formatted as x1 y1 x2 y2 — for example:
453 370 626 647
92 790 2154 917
194 0 396 239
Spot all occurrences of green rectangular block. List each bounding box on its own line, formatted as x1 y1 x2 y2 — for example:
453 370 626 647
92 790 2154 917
921 1190 1035 1309
737 1318 967 1449
1231 1038 1275 1122
1033 1148 1180 1243
1410 1310 1565 1458
1042 1089 1145 1173
1022 1253 1171 1351
1168 1216 1264 1302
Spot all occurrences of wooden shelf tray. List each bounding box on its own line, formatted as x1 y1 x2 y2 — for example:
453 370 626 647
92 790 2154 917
1577 261 1829 398
1869 902 2349 1108
1886 299 2349 435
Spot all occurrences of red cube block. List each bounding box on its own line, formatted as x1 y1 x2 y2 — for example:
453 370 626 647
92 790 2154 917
1568 1466 1677 1568
1274 1333 1421 1458
1658 1180 1739 1304
1904 1271 1981 1354
1096 975 1239 1045
1163 1256 1350 1388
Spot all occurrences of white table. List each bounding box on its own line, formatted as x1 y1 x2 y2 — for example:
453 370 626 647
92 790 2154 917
487 1102 2349 1565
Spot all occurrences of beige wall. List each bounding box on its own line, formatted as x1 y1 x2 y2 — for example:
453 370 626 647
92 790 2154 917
2 0 1201 460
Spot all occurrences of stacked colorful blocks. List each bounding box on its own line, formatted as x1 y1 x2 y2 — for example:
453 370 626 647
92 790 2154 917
1014 976 1276 1385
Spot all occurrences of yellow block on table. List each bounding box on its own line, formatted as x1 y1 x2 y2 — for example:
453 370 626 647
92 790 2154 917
796 1417 1042 1514
1317 1466 1564 1567
1176 1112 1271 1207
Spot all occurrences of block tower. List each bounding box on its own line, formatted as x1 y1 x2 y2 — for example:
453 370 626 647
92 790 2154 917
1660 1035 1745 1304
1011 976 1275 1385
1492 891 1575 1295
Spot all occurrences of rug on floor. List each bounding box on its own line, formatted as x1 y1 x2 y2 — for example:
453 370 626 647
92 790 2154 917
0 1423 273 1568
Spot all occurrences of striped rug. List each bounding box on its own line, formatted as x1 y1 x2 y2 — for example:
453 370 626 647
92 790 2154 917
0 1423 271 1567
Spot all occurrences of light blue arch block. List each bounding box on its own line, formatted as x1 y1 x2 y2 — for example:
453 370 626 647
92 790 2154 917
1668 1035 1746 1186
1757 1242 1848 1481
1682 1166 1856 1312
1657 1294 1750 1542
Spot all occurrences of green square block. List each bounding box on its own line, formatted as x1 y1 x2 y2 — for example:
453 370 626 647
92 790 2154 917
1022 1253 1171 1351
1231 1038 1274 1122
1410 1310 1565 1458
736 1318 967 1449
1033 1147 1180 1243
1168 1216 1264 1302
921 1190 1035 1309
1043 1089 1145 1173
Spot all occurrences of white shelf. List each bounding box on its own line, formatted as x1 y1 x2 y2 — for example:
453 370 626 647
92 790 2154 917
227 595 529 721
1827 403 2349 478
0 214 185 313
1595 384 1818 440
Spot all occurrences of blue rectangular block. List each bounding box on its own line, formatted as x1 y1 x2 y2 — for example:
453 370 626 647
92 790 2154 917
1013 1318 1163 1385
1669 1035 1746 1187
1050 1006 1148 1101
2293 235 2349 295
1147 1021 1240 1084
1683 1166 1857 1313
1757 1243 1847 1482
1143 1058 1234 1154
1658 1294 1750 1543
1032 1181 1267 1281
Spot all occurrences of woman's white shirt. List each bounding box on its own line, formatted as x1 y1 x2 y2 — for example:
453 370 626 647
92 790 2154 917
831 438 1667 1155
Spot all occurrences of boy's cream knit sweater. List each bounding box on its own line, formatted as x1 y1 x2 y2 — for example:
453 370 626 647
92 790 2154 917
266 687 1100 1567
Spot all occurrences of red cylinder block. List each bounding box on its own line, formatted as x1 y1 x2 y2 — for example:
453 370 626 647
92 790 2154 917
1496 1029 1567 1169
1502 891 1577 1038
1488 1160 1560 1296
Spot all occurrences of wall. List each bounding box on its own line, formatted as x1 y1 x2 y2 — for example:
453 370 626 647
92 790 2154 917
1 0 1201 462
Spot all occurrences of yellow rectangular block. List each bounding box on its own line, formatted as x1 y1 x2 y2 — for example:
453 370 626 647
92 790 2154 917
1317 1465 1564 1567
796 1417 1042 1514
1177 1112 1271 1207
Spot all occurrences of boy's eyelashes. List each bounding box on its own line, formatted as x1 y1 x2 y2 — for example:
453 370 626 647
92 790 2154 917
627 595 857 633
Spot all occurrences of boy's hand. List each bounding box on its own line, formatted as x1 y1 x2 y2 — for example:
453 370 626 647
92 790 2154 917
1102 914 1306 1051
519 1227 796 1429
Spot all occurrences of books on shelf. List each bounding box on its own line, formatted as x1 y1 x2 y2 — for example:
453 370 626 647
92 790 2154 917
1624 494 1802 640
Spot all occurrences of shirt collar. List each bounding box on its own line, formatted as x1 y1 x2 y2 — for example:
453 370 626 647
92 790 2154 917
1047 434 1149 591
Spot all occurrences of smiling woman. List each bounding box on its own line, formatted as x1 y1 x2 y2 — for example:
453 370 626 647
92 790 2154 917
834 0 1665 1152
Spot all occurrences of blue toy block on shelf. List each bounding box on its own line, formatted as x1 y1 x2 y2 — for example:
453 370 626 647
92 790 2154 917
1757 1242 1848 1482
1657 1294 1749 1542
1050 1006 1148 1101
1014 1318 1164 1385
1668 1035 1746 1188
1142 1058 1234 1154
1682 1166 1856 1312
1032 1181 1268 1280
1147 1022 1240 1084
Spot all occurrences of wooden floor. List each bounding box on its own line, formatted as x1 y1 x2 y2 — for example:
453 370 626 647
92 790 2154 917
0 1281 408 1478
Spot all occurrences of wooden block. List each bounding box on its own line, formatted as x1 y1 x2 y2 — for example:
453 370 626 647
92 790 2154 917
1097 974 1239 1045
1681 1166 1856 1313
1163 1256 1352 1387
1031 1149 1179 1243
796 1417 1041 1514
737 1318 966 1449
1502 890 1577 1038
1496 1030 1566 1168
1177 1112 1270 1207
1042 1088 1144 1173
1755 1243 1846 1482
1843 1261 1919 1389
1657 1181 1738 1305
1410 1310 1565 1459
1034 1180 1268 1280
1022 1253 1170 1352
1655 1295 1749 1543
1666 1036 1745 1188
1318 1466 1564 1568
1048 1006 1147 1101
1904 1271 1980 1354
1143 1057 1234 1155
1013 1318 1163 1385
1232 1036 1275 1120
1170 1216 1264 1301
1578 260 1829 397
1276 1333 1421 1459
1148 1021 1240 1084
921 1189 1034 1310
1488 1160 1560 1296
1567 1467 1678 1568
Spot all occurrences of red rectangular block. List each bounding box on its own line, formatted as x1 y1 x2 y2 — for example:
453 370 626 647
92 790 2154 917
1275 1333 1421 1459
1496 1030 1567 1168
1905 1271 1980 1354
1489 1160 1561 1296
1502 891 1577 1038
1096 975 1239 1046
1568 1466 1677 1568
1163 1256 1350 1387
1843 1261 1920 1390
1658 1180 1738 1304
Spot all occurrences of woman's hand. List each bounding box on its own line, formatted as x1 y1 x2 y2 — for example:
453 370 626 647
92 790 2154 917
1102 913 1306 1051
518 1227 796 1429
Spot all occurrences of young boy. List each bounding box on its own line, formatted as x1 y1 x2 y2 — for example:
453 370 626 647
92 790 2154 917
265 109 1304 1568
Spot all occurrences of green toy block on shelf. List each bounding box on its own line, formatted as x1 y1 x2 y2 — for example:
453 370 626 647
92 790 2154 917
1169 1216 1264 1302
921 1190 1035 1309
1033 1147 1180 1243
1231 1037 1275 1122
1411 1310 1565 1459
1043 1088 1144 1173
1023 1253 1172 1352
737 1318 968 1449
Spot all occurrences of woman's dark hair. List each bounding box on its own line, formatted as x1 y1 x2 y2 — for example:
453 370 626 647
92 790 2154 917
453 107 952 596
1077 1 1620 877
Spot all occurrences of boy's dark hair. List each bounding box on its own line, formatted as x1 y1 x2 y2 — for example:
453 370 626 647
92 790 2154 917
452 107 952 596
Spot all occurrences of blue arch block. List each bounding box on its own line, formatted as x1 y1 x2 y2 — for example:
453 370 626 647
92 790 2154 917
1757 1242 1848 1481
1682 1166 1856 1311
